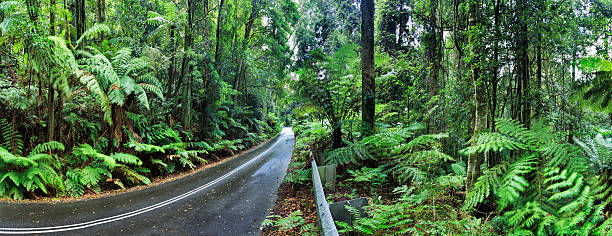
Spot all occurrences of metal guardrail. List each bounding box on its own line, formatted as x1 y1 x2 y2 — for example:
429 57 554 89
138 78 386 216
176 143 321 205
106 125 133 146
312 160 340 236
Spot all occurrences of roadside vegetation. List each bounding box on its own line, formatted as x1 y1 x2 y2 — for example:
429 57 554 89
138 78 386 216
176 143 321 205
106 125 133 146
264 0 611 235
0 0 291 199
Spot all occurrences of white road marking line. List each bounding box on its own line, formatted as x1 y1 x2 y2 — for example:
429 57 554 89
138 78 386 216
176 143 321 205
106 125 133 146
0 134 285 234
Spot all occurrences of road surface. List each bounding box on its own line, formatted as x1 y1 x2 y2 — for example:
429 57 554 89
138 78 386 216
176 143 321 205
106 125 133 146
0 128 295 235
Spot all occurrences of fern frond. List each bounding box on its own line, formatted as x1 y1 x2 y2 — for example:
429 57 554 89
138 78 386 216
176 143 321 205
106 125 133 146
464 164 507 209
75 23 111 48
128 142 165 153
30 141 65 155
79 74 112 124
462 132 526 155
111 153 143 166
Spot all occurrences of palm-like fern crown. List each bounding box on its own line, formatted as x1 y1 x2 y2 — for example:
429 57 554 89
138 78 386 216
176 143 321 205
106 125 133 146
78 47 164 124
576 57 612 113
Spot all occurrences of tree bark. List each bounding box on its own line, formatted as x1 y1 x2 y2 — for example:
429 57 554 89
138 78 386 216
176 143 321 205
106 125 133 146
361 0 375 137
167 25 176 96
50 0 56 35
233 0 259 98
75 0 86 41
48 85 55 141
488 0 501 167
96 0 105 23
181 0 195 129
63 0 72 47
466 0 487 190
214 0 226 66
332 125 342 149
516 0 530 128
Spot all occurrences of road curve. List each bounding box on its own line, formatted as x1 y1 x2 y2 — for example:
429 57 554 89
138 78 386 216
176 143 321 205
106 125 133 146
0 128 295 235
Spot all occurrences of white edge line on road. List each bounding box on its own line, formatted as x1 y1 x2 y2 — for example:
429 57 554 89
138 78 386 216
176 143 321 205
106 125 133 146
0 132 285 234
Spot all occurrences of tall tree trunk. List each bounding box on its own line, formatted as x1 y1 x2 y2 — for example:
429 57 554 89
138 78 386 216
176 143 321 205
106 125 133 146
50 0 56 35
96 0 105 23
64 0 72 47
361 0 375 137
488 0 501 167
535 35 542 118
181 0 195 129
425 0 441 99
75 0 86 41
233 0 259 99
466 0 487 190
96 0 105 42
424 0 442 133
167 25 176 96
516 0 530 128
214 0 226 66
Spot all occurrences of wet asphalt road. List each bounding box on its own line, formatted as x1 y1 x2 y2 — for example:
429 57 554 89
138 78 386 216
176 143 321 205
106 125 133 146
0 128 295 235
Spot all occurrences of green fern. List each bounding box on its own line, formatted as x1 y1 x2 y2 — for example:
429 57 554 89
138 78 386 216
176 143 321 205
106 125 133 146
0 145 65 199
0 118 23 156
462 118 611 234
75 23 111 48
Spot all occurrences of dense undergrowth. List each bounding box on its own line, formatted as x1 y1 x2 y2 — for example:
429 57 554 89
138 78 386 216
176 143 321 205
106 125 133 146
0 114 280 200
265 120 611 235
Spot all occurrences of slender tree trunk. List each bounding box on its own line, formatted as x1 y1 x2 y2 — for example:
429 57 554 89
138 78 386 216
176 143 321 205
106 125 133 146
535 35 542 118
361 0 375 137
64 0 72 47
75 0 86 41
96 0 105 23
214 0 226 66
488 0 501 167
233 0 259 99
181 0 195 129
167 25 176 96
50 0 56 35
516 0 530 128
466 0 487 190
48 84 55 141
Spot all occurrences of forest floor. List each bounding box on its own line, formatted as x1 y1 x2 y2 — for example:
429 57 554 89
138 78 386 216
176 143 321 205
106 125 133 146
0 137 276 203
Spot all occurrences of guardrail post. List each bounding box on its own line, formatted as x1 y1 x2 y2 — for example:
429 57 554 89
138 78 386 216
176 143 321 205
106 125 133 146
312 160 339 236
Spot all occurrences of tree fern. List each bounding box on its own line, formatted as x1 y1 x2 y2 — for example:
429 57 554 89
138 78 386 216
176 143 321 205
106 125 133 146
78 47 164 125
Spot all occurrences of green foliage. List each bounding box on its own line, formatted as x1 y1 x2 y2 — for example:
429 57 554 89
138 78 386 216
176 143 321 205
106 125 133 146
576 57 612 113
344 185 494 235
65 144 150 197
327 125 452 184
463 118 611 234
0 118 23 156
261 211 316 235
0 142 65 200
348 167 387 186
78 47 164 124
283 168 310 185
